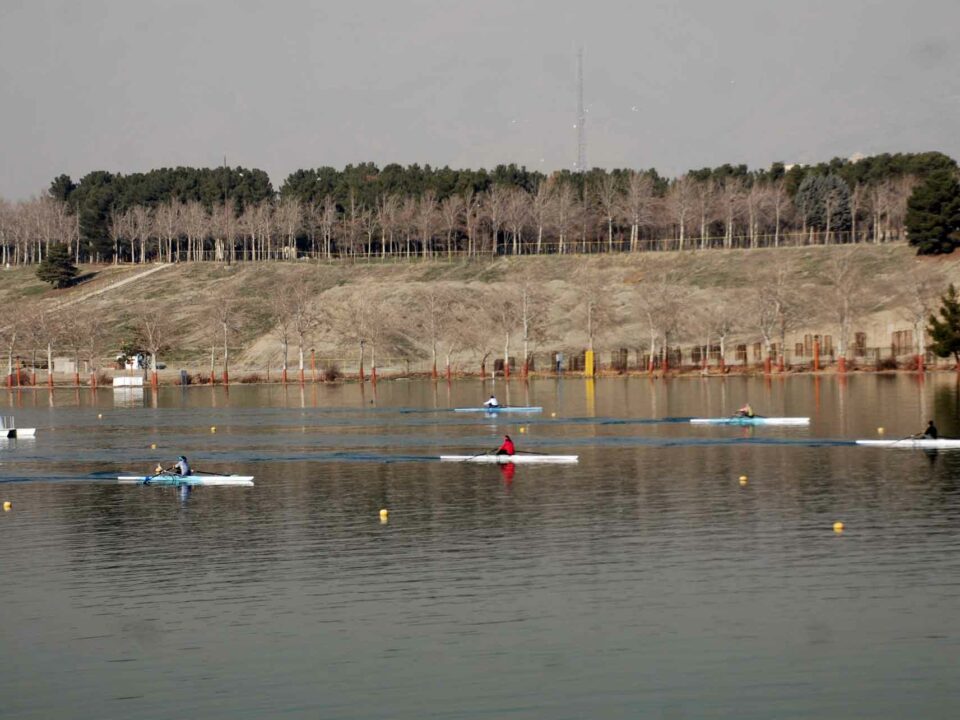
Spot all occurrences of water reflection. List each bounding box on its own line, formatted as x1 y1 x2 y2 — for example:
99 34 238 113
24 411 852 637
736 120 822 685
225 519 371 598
2 376 960 719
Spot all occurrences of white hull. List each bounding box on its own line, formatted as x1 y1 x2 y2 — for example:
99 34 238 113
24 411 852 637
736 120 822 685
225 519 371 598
440 454 578 464
2 428 35 438
453 407 543 413
118 474 255 486
856 439 960 449
690 417 809 426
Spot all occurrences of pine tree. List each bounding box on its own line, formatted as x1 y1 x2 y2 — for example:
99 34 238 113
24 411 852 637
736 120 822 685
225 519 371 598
927 284 960 365
906 169 960 254
36 244 78 288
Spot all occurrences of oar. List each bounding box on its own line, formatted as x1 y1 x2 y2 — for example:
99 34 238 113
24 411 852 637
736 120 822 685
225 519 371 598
514 449 550 456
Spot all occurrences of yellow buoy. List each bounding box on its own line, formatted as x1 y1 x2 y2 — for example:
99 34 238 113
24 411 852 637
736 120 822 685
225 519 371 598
379 508 389 523
551 412 556 418
210 426 217 433
739 477 748 486
519 427 526 434
3 501 11 511
97 413 103 419
833 521 845 533
877 427 884 435
150 443 157 449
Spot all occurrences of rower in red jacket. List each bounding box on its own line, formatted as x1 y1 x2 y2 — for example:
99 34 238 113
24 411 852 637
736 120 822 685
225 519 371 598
496 434 515 456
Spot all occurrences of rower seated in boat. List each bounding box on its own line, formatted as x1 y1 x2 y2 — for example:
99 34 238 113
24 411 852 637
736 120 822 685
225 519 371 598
495 434 515 456
736 403 755 418
483 395 500 408
173 455 192 476
922 420 938 439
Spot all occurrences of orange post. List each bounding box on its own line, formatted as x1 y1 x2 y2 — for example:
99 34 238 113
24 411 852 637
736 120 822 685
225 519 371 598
371 366 378 384
813 340 820 372
838 356 847 373
764 357 772 374
310 349 317 383
917 354 925 373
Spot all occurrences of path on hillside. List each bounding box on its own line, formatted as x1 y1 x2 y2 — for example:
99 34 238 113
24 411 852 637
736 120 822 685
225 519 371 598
2 263 172 333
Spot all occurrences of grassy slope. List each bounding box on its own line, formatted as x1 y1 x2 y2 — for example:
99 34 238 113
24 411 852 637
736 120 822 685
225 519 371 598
3 245 958 372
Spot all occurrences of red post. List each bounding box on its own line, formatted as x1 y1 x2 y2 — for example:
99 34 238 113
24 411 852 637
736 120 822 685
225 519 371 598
222 369 229 386
504 359 510 378
446 363 452 382
89 372 96 389
151 370 159 388
778 355 785 372
480 361 486 379
299 368 305 385
522 360 529 378
47 370 53 388
917 354 925 373
371 366 378 384
838 356 847 373
764 357 772 374
813 340 820 372
431 362 438 380
358 363 364 383
282 367 288 384
73 372 80 387
310 349 317 383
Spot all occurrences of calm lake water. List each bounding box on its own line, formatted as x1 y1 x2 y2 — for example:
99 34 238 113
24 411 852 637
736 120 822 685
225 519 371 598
1 376 959 719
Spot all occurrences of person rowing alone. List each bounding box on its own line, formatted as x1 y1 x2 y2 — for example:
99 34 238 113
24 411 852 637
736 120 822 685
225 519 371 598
171 455 192 476
495 434 515 456
483 394 501 409
921 420 938 439
736 403 755 418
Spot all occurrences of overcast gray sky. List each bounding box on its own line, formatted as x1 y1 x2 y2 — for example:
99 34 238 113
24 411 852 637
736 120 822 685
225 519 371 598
1 0 958 199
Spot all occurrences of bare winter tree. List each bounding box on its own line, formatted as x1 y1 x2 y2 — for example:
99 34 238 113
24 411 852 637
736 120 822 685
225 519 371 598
415 191 438 258
693 178 718 250
484 186 510 256
554 182 579 254
134 304 176 386
438 195 463 257
517 278 549 375
817 249 876 371
212 291 241 383
530 179 556 255
269 289 297 383
276 196 303 260
754 259 803 370
619 171 657 252
504 188 530 255
291 276 322 383
665 175 695 251
899 263 945 369
593 173 622 252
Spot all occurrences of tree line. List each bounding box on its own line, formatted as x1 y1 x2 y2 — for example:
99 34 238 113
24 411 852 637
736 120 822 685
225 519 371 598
0 152 957 267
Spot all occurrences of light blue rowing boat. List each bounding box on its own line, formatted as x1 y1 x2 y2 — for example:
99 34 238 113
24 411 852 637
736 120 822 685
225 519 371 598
690 416 809 426
118 473 254 487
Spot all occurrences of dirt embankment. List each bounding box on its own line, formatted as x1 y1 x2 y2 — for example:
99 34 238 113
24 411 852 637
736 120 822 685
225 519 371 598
3 244 958 378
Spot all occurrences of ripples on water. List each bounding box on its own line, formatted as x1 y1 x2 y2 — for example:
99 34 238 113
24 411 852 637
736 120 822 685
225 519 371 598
1 376 959 719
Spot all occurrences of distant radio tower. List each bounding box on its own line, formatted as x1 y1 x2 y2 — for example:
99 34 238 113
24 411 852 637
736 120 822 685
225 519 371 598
576 47 586 173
